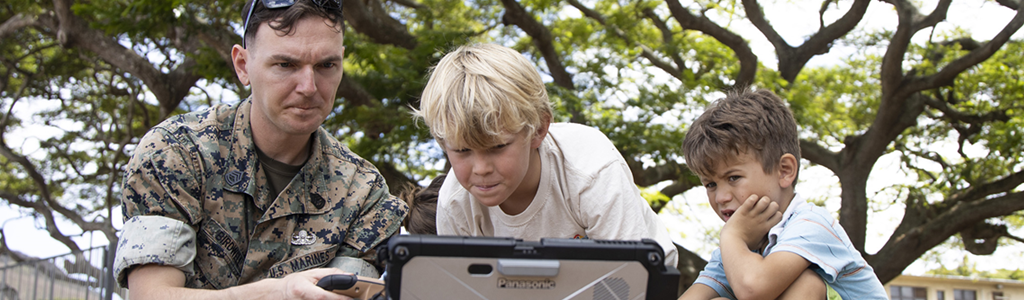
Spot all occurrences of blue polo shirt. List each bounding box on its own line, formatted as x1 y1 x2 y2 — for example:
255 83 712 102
693 195 887 299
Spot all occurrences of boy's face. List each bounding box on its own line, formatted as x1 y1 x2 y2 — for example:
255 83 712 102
444 127 546 213
699 150 792 223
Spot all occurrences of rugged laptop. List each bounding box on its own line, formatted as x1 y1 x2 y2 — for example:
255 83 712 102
379 235 680 300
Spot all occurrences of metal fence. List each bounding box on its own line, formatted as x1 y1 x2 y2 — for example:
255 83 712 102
0 243 126 300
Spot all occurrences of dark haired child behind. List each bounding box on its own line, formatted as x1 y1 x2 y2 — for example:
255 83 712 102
400 174 445 235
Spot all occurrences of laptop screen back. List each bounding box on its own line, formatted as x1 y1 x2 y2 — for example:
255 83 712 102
381 235 680 300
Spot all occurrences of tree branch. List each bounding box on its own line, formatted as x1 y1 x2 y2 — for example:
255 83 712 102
629 160 691 187
0 189 83 254
0 13 37 40
922 95 1011 125
643 8 690 75
499 0 575 91
344 0 418 50
949 169 1024 204
39 2 202 117
872 190 1024 282
913 0 952 32
0 135 110 253
660 180 699 199
499 0 583 123
338 76 376 108
387 0 426 9
800 139 840 172
903 6 1024 94
741 0 791 54
565 0 682 79
745 0 871 82
995 0 1021 10
664 0 757 87
878 0 919 99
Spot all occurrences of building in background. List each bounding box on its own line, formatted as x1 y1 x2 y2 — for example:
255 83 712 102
888 274 1024 300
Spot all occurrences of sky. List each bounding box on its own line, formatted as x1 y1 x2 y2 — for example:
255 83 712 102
2 0 1023 279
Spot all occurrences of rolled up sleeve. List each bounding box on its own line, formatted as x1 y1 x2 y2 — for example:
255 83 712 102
114 215 197 288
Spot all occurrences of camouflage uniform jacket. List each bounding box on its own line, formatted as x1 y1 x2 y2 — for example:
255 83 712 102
113 98 408 289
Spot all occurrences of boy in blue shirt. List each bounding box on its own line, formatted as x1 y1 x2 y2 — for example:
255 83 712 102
678 89 887 300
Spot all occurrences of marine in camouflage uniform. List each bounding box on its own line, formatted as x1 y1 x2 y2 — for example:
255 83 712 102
113 98 408 289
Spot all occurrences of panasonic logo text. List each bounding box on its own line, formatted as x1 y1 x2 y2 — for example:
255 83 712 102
497 278 556 289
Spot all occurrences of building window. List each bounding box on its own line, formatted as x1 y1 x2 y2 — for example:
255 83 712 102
936 290 945 300
953 289 976 300
891 285 927 300
993 291 1005 300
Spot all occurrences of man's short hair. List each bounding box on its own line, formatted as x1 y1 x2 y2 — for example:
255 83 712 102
681 89 801 184
415 44 552 149
242 0 344 50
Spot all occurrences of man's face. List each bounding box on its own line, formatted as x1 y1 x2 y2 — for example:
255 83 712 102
444 128 545 213
699 151 784 223
235 16 345 138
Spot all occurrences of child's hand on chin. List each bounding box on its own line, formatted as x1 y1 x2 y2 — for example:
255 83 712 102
721 194 782 251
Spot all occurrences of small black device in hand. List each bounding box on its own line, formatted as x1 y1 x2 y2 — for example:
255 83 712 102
316 274 386 300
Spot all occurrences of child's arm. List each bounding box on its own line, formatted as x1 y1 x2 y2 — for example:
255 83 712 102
677 283 728 300
720 195 810 300
777 268 826 300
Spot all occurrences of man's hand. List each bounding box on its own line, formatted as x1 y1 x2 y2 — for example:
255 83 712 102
127 264 355 300
721 194 782 251
277 268 357 300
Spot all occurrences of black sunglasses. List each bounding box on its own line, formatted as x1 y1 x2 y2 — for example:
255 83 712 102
242 0 343 49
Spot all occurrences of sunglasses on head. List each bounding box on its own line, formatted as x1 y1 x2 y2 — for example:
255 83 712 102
242 0 343 49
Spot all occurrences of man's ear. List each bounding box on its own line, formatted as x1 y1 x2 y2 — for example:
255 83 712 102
530 114 551 149
778 153 798 189
231 45 250 86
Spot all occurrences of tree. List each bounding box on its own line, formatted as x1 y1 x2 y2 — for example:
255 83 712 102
1 0 1022 293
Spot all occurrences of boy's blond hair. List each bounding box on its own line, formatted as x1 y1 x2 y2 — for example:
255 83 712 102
415 44 551 148
681 89 801 184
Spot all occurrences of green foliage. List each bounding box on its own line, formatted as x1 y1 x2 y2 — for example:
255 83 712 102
640 187 672 212
72 0 177 37
4 0 1024 285
783 55 882 148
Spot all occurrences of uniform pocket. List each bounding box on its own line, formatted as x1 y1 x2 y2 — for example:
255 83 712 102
192 220 245 289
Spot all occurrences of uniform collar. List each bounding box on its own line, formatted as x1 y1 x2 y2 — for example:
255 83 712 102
222 98 334 220
222 98 257 195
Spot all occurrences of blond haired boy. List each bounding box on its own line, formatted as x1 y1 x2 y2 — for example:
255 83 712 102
415 43 678 268
678 89 886 300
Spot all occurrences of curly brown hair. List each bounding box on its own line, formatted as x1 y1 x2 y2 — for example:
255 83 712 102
681 89 801 185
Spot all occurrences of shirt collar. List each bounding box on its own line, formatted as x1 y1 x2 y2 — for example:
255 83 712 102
766 193 806 253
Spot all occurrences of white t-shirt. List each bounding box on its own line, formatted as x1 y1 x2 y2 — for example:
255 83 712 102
436 122 679 267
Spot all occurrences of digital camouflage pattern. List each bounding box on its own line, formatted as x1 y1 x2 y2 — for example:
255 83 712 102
114 98 408 289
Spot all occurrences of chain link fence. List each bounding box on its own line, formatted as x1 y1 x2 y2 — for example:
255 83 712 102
0 244 126 300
